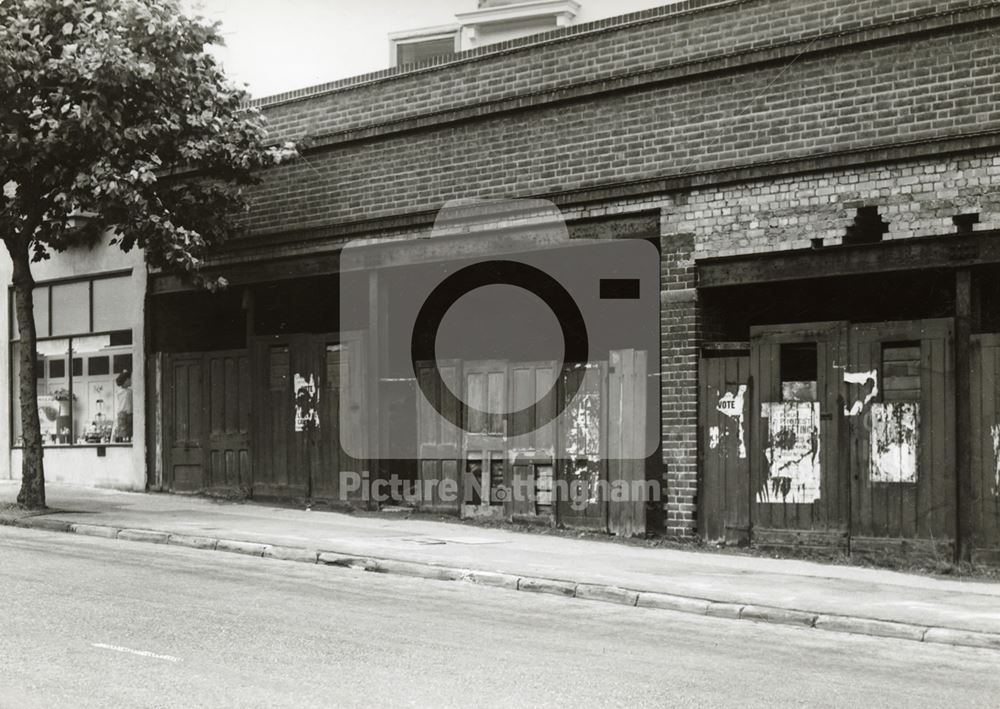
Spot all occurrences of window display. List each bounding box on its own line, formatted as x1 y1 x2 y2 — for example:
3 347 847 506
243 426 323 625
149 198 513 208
10 273 134 447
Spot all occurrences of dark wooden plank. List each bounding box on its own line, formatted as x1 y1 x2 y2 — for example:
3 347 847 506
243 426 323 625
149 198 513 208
956 270 974 560
698 232 1000 289
698 358 718 540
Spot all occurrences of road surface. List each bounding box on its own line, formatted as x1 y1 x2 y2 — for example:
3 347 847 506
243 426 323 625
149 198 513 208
1 526 998 708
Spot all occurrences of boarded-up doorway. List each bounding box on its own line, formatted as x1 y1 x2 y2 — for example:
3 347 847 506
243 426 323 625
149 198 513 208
699 351 751 544
848 319 955 558
252 331 366 502
749 321 850 551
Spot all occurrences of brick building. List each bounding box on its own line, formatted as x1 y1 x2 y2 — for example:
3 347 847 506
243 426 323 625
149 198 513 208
148 0 1000 562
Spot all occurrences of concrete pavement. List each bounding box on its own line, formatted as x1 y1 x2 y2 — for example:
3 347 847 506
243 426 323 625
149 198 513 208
2 482 1000 649
4 526 1000 709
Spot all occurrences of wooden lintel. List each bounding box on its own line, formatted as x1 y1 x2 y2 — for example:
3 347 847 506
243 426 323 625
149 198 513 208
698 232 1000 289
701 341 751 352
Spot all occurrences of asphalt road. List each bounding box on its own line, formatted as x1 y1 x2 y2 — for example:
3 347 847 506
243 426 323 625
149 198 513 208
1 527 998 709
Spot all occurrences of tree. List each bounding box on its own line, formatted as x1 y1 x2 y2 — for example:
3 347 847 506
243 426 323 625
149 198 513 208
0 0 295 508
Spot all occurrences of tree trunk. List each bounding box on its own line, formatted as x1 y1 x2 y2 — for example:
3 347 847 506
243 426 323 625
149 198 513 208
7 238 45 509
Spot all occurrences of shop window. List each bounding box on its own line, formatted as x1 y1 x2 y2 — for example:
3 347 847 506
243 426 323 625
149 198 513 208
10 272 135 447
780 342 818 401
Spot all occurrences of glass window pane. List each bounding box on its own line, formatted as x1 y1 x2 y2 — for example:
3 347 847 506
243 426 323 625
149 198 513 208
113 354 133 375
50 281 90 336
12 339 72 447
92 277 131 332
10 286 49 340
88 356 110 376
73 339 133 444
49 359 66 379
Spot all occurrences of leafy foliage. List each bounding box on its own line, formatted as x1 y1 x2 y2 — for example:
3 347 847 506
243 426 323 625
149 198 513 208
0 0 296 286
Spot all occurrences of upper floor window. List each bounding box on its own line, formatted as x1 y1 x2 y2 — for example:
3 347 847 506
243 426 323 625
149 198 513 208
389 26 460 67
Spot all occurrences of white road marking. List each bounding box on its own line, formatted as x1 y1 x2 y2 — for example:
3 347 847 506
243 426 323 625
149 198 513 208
91 643 180 663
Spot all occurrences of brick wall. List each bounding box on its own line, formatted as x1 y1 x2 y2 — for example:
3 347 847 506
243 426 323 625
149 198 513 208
255 0 994 143
660 230 699 536
247 12 1000 236
664 151 1000 259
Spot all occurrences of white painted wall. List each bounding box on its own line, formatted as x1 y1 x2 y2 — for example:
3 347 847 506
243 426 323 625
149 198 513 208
0 242 147 491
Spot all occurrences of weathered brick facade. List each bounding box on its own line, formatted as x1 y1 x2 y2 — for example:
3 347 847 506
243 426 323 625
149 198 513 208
207 0 1000 537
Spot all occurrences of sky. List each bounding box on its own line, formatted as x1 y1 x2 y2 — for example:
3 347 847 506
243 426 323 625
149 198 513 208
186 0 672 99
187 0 480 97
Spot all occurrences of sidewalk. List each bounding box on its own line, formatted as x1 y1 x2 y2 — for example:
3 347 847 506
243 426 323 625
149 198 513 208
3 482 1000 648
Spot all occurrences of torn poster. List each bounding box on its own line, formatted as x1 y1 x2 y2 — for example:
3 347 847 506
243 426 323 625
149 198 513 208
708 425 720 450
716 385 748 458
870 402 919 484
844 369 878 416
992 423 1000 497
758 401 821 504
566 374 601 458
293 373 320 431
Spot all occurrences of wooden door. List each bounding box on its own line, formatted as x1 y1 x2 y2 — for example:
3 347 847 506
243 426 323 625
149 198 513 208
507 361 558 522
462 360 508 518
849 319 955 547
162 350 250 494
415 359 463 513
699 353 751 544
607 349 647 537
253 333 364 501
253 335 315 498
851 320 955 545
204 350 252 493
971 334 1000 562
558 363 607 530
314 332 367 504
163 354 204 492
749 322 849 546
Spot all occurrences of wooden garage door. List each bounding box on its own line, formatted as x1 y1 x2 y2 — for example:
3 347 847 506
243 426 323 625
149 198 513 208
749 322 849 547
849 319 955 548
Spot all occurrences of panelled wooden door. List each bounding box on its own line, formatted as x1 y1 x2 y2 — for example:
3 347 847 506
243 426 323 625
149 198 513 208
462 360 507 516
416 359 463 513
699 354 751 544
508 360 558 521
971 334 1000 561
316 332 367 503
204 351 252 492
849 319 955 542
253 332 366 501
163 354 204 492
749 322 849 535
162 350 250 494
254 336 306 497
